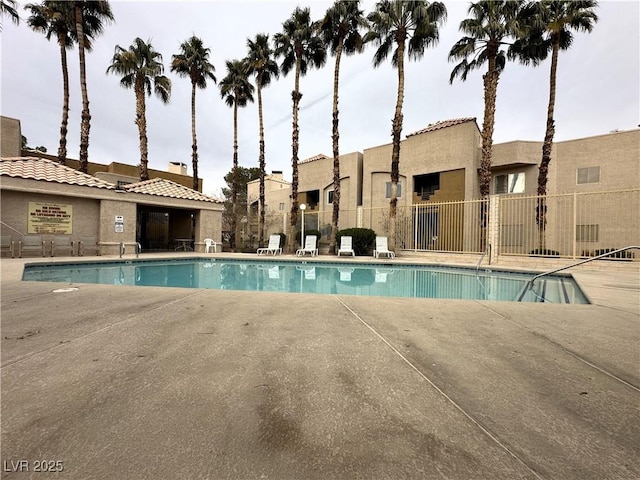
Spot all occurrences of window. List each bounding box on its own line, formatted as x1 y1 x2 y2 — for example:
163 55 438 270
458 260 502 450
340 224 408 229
278 203 285 211
577 167 600 184
385 182 402 198
327 190 334 204
576 224 599 242
494 173 525 194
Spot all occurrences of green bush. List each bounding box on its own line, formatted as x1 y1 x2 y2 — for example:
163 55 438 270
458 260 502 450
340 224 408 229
336 228 376 256
295 229 320 246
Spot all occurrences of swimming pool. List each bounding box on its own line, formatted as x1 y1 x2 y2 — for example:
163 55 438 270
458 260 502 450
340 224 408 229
22 258 588 304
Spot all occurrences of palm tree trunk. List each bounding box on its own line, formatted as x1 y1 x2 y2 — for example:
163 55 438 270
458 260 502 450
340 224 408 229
330 40 344 255
232 102 239 252
135 77 149 181
288 56 302 253
75 1 90 173
191 81 199 191
389 39 406 252
57 33 69 166
257 81 266 248
537 38 559 251
479 52 499 251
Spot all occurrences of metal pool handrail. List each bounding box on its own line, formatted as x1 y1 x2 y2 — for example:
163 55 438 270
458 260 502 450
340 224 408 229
527 245 639 290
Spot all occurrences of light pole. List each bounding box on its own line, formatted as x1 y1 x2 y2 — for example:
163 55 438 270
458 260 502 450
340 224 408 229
299 203 306 249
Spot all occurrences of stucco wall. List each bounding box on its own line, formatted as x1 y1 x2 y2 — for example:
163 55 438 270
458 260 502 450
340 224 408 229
1 116 21 157
1 190 100 256
554 129 640 193
362 121 482 209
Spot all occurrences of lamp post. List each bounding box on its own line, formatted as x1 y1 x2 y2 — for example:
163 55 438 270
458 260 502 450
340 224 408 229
299 203 306 249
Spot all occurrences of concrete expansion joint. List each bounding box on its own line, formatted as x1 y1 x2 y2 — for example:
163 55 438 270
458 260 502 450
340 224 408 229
334 296 547 480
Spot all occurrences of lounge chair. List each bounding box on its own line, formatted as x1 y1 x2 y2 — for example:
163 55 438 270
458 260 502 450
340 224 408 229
52 235 74 256
296 235 318 257
1 235 14 258
19 235 45 258
373 236 395 259
337 236 355 256
257 234 282 255
204 238 218 253
78 235 100 256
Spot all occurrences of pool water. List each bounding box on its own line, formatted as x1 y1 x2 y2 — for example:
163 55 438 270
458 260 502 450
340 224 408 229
22 259 588 304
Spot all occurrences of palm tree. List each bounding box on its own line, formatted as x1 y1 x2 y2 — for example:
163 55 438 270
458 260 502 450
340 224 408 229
274 7 327 252
74 0 113 173
171 36 216 191
245 33 279 248
449 1 524 199
319 0 368 254
106 37 172 181
518 0 598 250
219 59 255 252
26 1 75 165
1 0 20 26
365 0 447 251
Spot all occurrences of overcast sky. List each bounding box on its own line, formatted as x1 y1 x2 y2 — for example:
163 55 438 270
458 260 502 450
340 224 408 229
1 0 638 197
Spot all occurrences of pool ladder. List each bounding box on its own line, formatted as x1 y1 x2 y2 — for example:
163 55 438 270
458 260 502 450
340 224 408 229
527 245 639 290
119 242 142 259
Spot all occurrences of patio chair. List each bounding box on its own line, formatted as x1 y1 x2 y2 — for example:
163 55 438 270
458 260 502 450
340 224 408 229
204 238 218 253
78 235 100 256
1 235 15 258
52 235 74 257
337 236 355 256
296 235 318 257
373 236 395 259
19 235 45 258
257 234 282 255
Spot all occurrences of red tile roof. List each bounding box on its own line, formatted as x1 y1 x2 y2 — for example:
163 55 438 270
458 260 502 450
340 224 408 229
123 178 221 203
406 117 478 138
299 153 329 164
0 157 116 189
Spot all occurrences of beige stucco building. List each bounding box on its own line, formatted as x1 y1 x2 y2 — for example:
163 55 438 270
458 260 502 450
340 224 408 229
1 116 223 257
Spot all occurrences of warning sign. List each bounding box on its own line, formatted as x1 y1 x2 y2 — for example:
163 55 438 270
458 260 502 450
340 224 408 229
28 202 73 234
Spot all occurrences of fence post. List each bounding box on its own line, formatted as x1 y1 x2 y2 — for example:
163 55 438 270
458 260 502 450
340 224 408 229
572 192 577 259
488 195 500 264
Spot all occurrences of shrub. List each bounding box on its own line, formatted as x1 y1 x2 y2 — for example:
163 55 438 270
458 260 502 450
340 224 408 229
295 229 320 246
529 248 560 257
336 228 376 256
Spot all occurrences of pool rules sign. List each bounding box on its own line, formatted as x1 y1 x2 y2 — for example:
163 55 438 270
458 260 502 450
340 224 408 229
115 215 124 233
28 202 73 234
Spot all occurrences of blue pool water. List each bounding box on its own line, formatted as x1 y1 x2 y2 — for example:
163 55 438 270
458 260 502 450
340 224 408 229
22 258 588 303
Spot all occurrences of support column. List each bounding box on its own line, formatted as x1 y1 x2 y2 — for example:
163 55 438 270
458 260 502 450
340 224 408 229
488 195 500 264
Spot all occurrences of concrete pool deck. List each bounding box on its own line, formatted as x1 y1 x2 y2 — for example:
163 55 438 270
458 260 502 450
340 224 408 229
1 253 638 479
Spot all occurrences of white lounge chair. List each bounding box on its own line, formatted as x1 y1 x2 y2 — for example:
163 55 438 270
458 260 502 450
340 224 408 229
373 236 395 259
337 236 355 256
257 234 282 255
204 238 218 253
296 235 318 256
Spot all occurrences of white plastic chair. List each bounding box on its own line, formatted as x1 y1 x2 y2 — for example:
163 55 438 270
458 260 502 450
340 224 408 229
296 235 318 256
337 236 355 256
373 236 395 259
204 238 218 253
257 234 282 255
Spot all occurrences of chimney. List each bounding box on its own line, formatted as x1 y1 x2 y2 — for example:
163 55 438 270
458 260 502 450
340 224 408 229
271 170 283 179
168 162 188 175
